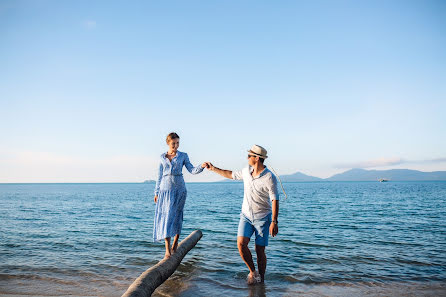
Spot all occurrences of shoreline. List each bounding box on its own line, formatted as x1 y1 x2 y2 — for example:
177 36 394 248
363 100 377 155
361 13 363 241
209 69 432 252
1 279 445 297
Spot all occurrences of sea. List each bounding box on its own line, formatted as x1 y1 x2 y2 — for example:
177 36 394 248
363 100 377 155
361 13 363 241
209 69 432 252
1 182 445 297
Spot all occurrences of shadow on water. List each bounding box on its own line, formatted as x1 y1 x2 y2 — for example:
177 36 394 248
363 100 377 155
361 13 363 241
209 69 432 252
248 284 266 297
152 256 202 297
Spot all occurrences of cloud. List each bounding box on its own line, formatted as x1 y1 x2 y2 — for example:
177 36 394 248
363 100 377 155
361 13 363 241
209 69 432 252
334 157 446 169
428 158 446 163
82 20 97 29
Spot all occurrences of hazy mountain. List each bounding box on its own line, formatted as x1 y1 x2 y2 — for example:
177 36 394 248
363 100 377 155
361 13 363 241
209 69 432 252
326 168 446 181
217 168 446 182
279 171 323 182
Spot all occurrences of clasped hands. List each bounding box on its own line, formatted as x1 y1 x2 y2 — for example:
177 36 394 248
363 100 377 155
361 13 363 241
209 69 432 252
201 162 214 171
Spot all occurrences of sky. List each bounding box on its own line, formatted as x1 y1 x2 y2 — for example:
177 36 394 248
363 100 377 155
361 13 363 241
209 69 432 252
1 0 445 182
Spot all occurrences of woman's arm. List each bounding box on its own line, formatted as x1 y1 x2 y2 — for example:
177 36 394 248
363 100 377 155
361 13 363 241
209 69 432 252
154 162 163 202
184 153 205 175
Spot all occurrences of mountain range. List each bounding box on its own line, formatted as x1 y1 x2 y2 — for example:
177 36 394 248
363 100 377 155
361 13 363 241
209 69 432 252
278 168 446 182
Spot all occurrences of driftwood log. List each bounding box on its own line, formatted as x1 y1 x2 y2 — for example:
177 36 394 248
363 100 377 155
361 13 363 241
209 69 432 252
122 230 203 297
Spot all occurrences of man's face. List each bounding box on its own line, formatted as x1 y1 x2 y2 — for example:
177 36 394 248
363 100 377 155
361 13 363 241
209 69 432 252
248 154 257 166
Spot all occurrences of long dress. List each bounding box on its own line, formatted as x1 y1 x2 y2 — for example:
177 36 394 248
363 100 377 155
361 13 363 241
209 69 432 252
153 151 204 242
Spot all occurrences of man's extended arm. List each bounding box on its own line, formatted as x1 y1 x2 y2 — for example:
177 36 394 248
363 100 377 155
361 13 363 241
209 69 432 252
205 162 233 179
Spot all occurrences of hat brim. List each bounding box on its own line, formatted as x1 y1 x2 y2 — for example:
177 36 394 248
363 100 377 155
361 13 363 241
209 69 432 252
247 150 268 159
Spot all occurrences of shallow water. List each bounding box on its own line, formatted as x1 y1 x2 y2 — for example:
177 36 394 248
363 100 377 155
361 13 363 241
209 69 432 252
1 182 445 296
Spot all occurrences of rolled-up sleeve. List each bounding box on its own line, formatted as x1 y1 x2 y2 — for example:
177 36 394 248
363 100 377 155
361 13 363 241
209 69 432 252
269 175 279 201
232 169 243 180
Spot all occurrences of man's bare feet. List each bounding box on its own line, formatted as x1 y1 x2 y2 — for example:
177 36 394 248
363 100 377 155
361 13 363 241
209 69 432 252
246 271 261 285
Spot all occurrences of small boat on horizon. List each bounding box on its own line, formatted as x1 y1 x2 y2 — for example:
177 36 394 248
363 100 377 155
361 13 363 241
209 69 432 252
379 178 389 182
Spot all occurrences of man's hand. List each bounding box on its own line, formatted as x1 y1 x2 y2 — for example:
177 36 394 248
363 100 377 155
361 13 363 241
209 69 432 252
204 162 214 171
154 195 158 203
270 222 278 237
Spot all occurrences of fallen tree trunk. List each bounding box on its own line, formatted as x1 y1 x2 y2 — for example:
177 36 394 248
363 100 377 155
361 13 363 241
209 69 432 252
122 230 203 297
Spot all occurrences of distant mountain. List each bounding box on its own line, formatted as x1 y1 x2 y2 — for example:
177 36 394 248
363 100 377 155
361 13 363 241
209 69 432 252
279 171 323 182
218 171 321 182
326 168 446 181
217 168 446 182
143 180 156 183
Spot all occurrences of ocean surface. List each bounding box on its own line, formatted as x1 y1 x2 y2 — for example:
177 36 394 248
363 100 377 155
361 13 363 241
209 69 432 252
1 182 445 297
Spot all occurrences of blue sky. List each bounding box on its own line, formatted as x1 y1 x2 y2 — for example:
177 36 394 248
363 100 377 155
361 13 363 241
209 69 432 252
1 0 445 182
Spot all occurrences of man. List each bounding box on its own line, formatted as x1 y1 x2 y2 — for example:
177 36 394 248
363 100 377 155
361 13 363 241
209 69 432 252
205 144 279 284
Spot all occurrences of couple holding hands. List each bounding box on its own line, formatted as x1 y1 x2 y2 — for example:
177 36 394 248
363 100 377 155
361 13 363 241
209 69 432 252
153 132 279 284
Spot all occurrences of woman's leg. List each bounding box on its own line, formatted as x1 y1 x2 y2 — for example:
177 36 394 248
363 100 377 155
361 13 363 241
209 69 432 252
164 237 172 258
171 234 180 253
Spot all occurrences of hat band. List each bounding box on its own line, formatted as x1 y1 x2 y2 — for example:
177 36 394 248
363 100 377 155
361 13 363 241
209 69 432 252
248 150 267 158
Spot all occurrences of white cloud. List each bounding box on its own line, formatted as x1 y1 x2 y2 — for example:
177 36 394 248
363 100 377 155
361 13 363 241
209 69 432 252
82 20 97 29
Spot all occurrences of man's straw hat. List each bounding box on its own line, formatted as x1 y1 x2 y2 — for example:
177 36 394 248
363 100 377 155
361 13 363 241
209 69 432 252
247 144 268 159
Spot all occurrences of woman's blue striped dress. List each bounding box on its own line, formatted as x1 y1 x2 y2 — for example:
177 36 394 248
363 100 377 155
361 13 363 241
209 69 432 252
153 151 204 242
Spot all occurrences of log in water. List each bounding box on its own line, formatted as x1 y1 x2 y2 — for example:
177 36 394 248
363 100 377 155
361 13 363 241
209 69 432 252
122 230 203 297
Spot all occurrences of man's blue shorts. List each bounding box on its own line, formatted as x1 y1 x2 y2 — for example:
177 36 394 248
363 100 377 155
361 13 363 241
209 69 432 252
237 213 272 246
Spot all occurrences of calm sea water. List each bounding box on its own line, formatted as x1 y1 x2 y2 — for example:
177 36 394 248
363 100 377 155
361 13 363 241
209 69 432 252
1 182 446 296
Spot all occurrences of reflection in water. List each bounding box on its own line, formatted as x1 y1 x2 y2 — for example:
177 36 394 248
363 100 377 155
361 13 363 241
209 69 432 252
153 257 201 297
248 284 266 297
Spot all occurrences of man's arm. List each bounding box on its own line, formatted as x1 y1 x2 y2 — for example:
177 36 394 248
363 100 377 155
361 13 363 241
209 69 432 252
272 199 279 223
269 175 279 237
206 162 233 179
270 199 279 237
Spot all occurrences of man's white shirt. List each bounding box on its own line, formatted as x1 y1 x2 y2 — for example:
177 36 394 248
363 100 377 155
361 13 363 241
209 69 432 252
232 166 279 221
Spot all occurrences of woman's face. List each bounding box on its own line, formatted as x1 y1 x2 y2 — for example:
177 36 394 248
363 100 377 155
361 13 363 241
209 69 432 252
168 138 180 153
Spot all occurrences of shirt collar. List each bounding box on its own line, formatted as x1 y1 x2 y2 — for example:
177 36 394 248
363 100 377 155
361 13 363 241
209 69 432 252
163 151 180 159
249 165 269 179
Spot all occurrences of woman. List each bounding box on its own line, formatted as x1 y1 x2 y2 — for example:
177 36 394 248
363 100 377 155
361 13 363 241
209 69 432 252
153 132 206 258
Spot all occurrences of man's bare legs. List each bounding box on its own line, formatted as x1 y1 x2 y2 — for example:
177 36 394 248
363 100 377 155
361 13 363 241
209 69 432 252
238 236 261 284
164 237 172 259
237 236 255 272
171 234 180 253
255 245 266 283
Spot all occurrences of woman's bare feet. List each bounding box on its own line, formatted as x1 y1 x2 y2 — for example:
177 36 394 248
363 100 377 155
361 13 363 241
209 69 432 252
163 250 172 259
171 242 178 254
164 237 172 259
171 234 180 254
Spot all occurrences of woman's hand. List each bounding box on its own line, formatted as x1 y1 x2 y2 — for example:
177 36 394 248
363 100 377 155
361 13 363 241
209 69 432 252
154 195 158 203
270 222 278 237
201 162 207 168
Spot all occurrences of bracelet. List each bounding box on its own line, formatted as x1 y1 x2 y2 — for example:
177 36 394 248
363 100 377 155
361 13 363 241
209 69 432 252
272 220 278 224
